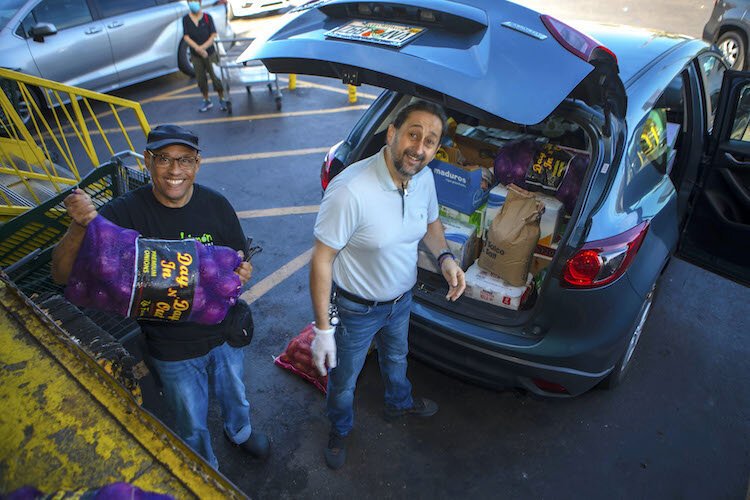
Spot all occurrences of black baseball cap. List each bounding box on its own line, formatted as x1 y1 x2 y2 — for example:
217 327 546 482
145 124 200 151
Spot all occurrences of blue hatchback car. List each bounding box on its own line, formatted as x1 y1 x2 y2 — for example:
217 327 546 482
241 0 750 396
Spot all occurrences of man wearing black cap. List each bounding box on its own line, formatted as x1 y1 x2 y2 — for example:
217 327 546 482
52 124 270 469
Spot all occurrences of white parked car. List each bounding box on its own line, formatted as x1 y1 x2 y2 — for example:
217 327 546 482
226 0 290 19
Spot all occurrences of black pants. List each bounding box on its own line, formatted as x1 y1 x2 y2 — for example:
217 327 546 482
191 52 223 96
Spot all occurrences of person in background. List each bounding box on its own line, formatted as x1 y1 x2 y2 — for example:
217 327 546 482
309 100 466 470
51 124 269 469
182 0 226 112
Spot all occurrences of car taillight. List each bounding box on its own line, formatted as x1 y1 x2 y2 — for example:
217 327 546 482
561 221 649 289
321 141 344 191
540 15 618 65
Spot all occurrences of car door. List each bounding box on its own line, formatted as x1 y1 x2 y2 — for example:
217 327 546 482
679 68 750 287
23 0 118 91
90 0 181 88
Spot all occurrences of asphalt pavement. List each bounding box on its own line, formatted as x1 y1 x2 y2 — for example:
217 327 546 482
107 2 750 498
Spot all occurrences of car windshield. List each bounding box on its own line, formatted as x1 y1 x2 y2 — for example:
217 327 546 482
0 0 26 29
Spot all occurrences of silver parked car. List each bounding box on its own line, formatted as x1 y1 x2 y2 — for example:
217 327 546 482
0 0 234 101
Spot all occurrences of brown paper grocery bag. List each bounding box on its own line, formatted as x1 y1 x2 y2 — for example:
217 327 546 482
478 184 545 286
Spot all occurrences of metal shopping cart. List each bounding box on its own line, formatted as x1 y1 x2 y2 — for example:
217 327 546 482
214 37 282 113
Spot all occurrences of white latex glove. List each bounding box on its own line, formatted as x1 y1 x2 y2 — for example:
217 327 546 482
311 324 337 376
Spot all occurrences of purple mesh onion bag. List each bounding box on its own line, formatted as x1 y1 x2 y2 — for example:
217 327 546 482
64 215 242 325
65 215 138 317
494 141 590 214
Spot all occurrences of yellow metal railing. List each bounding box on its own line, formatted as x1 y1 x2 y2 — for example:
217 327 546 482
0 68 150 220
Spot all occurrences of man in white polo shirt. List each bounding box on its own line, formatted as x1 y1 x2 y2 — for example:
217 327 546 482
309 100 466 470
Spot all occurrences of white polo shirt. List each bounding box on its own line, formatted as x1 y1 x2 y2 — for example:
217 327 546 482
314 146 439 301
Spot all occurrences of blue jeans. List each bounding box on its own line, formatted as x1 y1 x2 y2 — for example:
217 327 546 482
149 342 252 469
327 290 414 436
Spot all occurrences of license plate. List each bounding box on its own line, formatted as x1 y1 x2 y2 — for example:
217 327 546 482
325 20 426 48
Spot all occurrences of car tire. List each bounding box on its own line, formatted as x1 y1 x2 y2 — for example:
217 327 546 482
1 83 44 128
716 30 746 70
599 283 656 390
178 41 195 78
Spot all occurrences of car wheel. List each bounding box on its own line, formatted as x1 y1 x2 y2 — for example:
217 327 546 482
0 82 43 129
599 283 656 390
178 41 195 78
717 30 746 70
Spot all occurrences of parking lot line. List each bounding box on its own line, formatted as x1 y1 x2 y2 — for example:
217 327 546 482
169 105 369 126
142 77 377 101
141 84 195 103
236 205 319 218
60 106 369 139
277 76 379 100
202 147 329 164
240 247 313 304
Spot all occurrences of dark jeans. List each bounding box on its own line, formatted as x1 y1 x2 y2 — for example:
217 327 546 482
149 342 252 469
191 52 223 96
326 291 414 436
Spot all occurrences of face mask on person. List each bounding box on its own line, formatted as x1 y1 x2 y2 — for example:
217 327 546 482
188 1 201 13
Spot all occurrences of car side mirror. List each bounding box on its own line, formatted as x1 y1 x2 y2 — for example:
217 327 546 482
29 22 57 43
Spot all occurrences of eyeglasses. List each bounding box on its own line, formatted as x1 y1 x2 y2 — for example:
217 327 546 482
147 150 199 170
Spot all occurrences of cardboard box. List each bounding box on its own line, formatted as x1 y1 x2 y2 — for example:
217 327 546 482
439 203 486 238
533 191 563 246
454 134 499 170
530 252 552 277
417 217 478 272
534 241 558 258
430 159 489 214
464 262 532 310
435 144 463 165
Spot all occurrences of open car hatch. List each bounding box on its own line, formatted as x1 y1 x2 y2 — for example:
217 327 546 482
238 0 623 125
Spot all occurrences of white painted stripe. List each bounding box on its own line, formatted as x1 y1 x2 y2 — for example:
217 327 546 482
236 205 319 218
240 247 313 304
65 106 369 138
201 147 329 164
278 76 379 100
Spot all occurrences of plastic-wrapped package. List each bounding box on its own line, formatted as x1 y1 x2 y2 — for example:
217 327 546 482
274 323 328 394
64 215 242 325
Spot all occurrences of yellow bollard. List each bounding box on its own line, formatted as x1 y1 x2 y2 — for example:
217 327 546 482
288 74 297 90
348 84 357 104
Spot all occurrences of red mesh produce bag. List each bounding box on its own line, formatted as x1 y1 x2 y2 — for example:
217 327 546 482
64 215 242 325
274 323 328 394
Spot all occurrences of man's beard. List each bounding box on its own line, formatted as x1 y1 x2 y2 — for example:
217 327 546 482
391 147 426 179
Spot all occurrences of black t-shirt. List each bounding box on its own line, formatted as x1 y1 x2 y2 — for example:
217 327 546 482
99 184 245 361
182 13 217 57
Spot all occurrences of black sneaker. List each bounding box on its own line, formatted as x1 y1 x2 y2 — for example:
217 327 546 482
225 429 270 461
324 431 347 470
383 397 439 422
219 98 228 111
199 99 213 112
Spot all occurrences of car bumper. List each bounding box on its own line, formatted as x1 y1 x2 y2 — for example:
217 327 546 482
408 308 613 397
406 271 649 398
